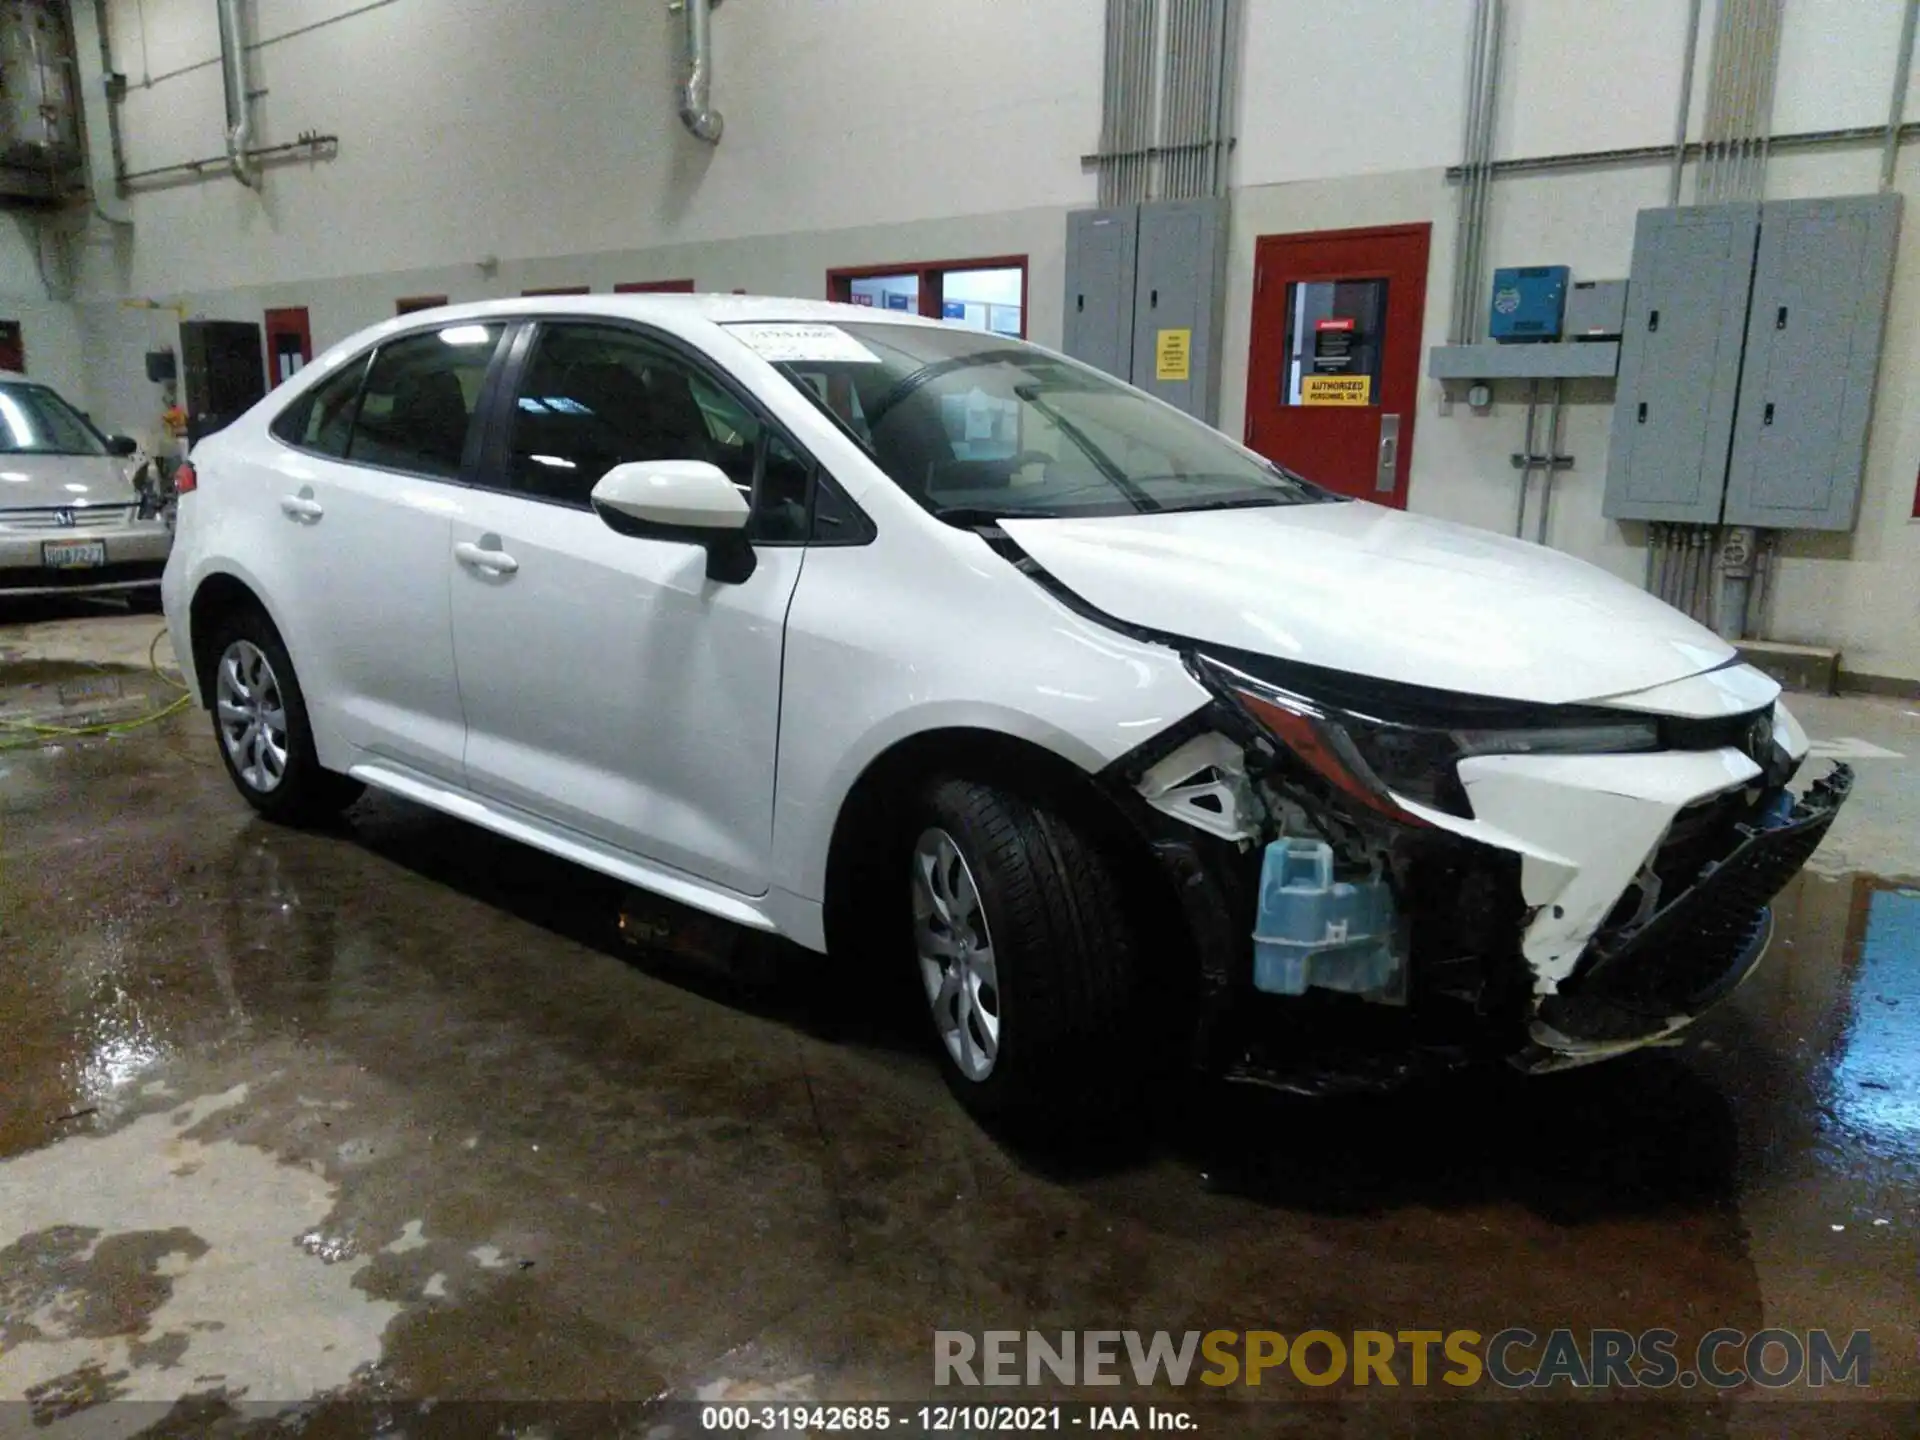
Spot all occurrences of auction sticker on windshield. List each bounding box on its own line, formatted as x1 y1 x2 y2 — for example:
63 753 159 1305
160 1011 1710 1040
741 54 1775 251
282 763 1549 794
728 323 881 364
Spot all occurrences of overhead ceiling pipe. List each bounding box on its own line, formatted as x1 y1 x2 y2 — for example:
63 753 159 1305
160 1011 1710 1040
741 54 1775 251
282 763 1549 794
216 0 256 186
675 0 723 144
71 0 132 223
1883 0 1919 189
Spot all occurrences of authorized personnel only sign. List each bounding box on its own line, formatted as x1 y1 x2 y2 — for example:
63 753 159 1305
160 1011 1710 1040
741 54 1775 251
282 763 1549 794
1301 374 1372 406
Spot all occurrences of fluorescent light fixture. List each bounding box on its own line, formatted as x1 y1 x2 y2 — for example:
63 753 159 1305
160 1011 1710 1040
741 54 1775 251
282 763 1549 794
439 325 492 347
529 454 577 469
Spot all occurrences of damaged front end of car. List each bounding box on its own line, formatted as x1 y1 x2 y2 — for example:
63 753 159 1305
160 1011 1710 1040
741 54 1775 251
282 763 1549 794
1102 644 1853 1096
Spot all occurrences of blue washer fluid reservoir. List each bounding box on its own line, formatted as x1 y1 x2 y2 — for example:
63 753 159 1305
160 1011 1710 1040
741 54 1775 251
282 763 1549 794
1251 838 1398 996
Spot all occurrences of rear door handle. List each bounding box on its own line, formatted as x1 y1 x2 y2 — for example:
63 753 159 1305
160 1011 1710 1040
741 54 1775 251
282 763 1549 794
279 492 323 520
453 539 519 575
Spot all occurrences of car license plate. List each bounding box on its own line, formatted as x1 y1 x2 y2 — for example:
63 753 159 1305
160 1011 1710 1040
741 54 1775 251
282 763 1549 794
42 539 106 569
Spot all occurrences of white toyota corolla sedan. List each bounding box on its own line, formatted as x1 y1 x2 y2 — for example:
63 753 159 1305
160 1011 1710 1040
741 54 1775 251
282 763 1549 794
162 295 1848 1124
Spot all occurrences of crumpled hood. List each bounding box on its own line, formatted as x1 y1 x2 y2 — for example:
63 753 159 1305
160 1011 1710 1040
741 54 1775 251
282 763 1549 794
998 501 1735 706
0 453 139 510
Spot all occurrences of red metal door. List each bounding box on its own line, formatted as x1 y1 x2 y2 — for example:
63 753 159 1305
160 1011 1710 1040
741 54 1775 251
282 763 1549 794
263 307 312 387
1244 224 1430 508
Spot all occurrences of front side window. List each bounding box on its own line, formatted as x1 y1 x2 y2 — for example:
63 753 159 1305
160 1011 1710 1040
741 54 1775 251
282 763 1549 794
731 321 1332 524
504 323 812 542
270 354 369 458
345 323 503 478
0 384 109 457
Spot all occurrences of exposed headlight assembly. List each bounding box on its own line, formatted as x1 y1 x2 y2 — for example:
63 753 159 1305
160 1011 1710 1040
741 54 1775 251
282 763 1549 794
1191 653 1660 821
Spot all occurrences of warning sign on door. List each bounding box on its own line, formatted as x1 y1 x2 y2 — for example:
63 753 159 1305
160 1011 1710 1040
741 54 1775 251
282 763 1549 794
1155 328 1191 382
1301 374 1372 406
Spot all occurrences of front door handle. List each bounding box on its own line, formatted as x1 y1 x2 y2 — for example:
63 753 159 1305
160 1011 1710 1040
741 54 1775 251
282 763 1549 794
454 539 519 575
1375 413 1402 494
279 490 323 521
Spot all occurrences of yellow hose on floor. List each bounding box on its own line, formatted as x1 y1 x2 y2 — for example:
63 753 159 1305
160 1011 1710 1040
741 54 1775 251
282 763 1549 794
0 628 193 752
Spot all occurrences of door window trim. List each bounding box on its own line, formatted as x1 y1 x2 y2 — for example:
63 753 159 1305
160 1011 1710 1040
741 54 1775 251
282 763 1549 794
472 315 874 548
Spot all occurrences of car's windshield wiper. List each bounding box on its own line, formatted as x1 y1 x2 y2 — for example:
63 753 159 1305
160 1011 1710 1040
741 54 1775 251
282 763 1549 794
1162 494 1294 512
929 505 1063 527
1013 386 1162 513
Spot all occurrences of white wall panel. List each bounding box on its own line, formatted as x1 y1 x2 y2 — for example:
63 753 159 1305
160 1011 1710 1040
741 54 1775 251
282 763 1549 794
1234 0 1468 186
1499 0 1695 158
1772 0 1913 136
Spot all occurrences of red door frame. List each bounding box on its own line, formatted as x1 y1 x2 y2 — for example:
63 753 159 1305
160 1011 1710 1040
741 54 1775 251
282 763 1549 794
523 285 591 297
615 279 696 294
263 306 313 387
396 295 448 316
1245 223 1430 509
825 255 1029 335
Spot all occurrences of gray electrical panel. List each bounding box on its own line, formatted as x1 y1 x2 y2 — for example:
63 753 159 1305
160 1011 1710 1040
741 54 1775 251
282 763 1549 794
1063 207 1138 383
1723 194 1901 531
1129 197 1228 423
1564 279 1628 339
1603 204 1759 524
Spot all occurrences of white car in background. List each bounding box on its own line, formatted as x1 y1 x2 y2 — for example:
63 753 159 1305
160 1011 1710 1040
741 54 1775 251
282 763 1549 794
0 372 170 600
161 296 1848 1127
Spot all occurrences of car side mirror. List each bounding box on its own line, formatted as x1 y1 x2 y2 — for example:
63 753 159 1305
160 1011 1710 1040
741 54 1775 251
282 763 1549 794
588 460 757 584
105 435 140 457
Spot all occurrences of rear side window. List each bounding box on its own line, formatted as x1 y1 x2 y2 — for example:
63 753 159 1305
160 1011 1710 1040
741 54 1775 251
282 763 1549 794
345 323 503 478
269 354 368 457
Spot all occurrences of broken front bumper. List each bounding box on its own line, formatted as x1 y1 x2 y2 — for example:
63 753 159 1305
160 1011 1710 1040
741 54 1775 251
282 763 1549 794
1522 763 1852 1067
1114 690 1845 1091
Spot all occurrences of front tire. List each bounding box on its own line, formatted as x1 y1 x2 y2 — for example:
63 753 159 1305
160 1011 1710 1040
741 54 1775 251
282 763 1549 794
205 607 362 824
908 778 1147 1128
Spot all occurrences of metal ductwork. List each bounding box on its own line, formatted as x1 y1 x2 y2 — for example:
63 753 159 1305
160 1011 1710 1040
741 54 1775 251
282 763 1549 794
217 0 256 186
1092 0 1237 206
675 0 723 144
1695 0 1783 204
70 0 132 222
1447 0 1505 345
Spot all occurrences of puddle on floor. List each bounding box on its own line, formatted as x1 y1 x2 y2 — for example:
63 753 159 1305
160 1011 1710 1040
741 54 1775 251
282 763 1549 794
0 1083 399 1425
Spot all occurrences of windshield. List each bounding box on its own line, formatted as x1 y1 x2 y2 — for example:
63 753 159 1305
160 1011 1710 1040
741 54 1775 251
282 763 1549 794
726 321 1332 523
0 384 110 457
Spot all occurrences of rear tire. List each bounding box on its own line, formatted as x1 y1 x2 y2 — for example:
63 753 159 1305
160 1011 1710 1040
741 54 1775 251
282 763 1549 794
204 606 362 825
908 777 1147 1129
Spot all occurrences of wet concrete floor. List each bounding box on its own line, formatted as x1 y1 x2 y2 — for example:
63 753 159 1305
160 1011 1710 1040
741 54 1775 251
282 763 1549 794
1 612 1918 1438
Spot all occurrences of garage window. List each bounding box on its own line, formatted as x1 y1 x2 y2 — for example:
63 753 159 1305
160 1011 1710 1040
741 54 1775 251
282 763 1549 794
828 257 1026 337
344 324 503 479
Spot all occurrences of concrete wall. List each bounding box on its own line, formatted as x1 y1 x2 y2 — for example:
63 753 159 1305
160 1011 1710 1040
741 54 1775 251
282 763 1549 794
86 0 1102 296
0 216 87 400
50 0 1920 683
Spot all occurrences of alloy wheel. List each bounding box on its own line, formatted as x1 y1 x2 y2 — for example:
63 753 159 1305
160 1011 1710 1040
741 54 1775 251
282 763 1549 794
215 639 290 793
911 827 1001 1081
